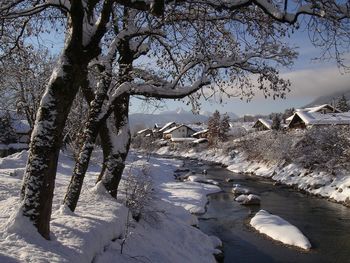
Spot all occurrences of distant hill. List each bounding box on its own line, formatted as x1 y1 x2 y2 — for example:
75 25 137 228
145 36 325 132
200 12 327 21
129 108 238 133
304 89 350 108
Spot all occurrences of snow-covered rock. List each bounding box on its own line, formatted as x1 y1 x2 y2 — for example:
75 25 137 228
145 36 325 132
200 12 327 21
250 210 311 250
187 175 219 186
232 184 251 195
235 194 261 205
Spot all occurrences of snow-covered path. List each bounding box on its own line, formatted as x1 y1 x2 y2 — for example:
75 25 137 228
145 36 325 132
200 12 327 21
0 150 221 263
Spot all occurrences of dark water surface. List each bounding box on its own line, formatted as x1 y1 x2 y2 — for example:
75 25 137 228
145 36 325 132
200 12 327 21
185 160 350 263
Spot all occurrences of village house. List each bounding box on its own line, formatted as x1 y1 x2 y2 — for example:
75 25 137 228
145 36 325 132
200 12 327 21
286 104 342 123
252 118 272 131
136 128 153 137
192 129 208 139
297 104 342 114
152 121 177 139
163 124 196 140
288 111 350 129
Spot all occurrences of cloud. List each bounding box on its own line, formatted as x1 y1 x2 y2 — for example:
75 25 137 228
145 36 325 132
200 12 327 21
282 66 350 98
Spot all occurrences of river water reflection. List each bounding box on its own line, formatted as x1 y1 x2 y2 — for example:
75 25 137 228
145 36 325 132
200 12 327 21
185 160 350 263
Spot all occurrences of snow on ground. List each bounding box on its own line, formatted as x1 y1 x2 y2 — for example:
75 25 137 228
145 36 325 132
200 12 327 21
155 146 350 206
0 150 221 263
250 210 311 250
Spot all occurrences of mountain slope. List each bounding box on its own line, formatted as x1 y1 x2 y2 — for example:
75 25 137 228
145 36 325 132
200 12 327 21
304 89 350 107
129 108 238 132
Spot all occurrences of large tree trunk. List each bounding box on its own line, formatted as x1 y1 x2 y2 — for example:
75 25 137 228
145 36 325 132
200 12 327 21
20 53 86 239
97 95 131 198
63 70 111 211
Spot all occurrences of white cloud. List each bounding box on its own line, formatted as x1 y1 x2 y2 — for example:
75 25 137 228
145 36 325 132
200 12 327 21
282 66 350 98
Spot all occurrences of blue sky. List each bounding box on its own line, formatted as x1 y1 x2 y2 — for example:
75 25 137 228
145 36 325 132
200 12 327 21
36 20 350 117
131 29 350 116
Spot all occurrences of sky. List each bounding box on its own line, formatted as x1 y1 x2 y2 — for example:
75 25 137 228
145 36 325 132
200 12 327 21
131 29 350 116
37 15 350 117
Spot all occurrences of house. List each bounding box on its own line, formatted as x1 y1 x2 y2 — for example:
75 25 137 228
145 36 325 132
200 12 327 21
286 104 342 124
288 111 350 129
0 109 31 143
296 104 342 114
252 119 272 131
159 122 177 133
192 129 208 139
163 124 196 139
136 128 153 137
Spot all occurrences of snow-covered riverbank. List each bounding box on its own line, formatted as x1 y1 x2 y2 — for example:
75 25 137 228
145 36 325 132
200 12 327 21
155 146 350 206
0 150 221 263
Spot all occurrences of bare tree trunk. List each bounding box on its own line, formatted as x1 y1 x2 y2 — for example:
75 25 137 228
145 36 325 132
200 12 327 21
63 70 111 211
20 53 86 239
97 95 131 198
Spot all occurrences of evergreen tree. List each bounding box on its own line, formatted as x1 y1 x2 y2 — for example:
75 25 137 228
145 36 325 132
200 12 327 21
207 110 220 146
0 112 16 144
282 108 295 123
336 95 349 112
271 114 281 130
219 113 231 142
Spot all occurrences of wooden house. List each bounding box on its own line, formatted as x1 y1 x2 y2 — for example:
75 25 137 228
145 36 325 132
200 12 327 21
288 111 350 129
163 124 196 139
252 119 272 131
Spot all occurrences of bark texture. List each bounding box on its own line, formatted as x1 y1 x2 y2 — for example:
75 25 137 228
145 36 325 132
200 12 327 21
97 95 131 198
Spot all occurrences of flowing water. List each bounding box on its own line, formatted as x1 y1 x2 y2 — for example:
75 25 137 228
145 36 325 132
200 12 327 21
184 160 350 263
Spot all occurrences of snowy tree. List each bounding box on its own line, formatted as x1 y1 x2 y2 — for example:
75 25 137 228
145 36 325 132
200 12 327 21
271 114 281 130
219 114 231 142
208 111 221 146
208 111 231 145
1 0 349 239
0 112 16 144
336 94 349 112
0 47 55 132
282 108 295 123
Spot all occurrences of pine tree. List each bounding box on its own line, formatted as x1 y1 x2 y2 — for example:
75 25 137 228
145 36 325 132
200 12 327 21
219 113 231 142
271 114 281 130
336 95 349 112
0 112 16 144
207 110 220 146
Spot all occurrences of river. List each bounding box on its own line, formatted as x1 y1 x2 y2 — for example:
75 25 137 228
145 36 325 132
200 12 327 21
184 159 350 263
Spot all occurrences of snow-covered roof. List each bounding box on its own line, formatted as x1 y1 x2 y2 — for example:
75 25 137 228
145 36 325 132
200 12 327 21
0 110 30 134
253 118 272 129
193 138 208 144
137 128 151 134
12 120 30 134
289 111 350 127
296 104 341 113
170 137 196 142
159 122 176 132
163 124 196 134
192 129 208 137
286 115 294 121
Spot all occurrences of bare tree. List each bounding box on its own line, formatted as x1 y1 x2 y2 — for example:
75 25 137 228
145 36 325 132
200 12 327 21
0 47 55 132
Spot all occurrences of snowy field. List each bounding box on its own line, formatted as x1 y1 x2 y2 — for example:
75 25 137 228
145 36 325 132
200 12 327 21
0 150 221 263
156 146 350 205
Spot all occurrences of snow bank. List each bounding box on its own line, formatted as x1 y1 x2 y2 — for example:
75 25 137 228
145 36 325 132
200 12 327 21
155 146 350 206
250 210 311 250
0 150 221 262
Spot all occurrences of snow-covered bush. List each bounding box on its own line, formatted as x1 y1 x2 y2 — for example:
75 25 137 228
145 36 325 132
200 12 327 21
123 162 153 221
291 126 350 171
236 126 350 173
237 131 295 163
